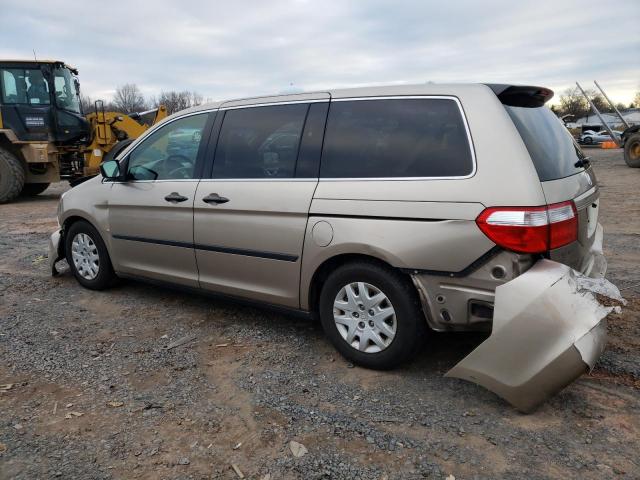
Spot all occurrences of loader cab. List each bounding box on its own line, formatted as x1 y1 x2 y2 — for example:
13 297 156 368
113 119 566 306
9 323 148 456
0 60 90 145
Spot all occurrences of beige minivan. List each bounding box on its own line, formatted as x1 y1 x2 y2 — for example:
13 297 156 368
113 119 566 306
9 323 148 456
49 83 613 411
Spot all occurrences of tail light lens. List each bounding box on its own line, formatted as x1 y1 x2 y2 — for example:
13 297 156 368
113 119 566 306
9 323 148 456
476 201 578 253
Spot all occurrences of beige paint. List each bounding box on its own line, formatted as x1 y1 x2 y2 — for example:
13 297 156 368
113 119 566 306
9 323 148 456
108 180 200 287
299 212 496 310
411 250 535 331
194 179 317 307
446 258 613 412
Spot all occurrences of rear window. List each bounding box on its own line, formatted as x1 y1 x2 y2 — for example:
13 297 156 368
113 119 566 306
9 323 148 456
320 98 474 178
505 105 586 181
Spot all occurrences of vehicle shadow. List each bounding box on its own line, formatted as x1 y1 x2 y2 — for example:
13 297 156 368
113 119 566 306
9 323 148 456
103 273 489 375
14 192 63 203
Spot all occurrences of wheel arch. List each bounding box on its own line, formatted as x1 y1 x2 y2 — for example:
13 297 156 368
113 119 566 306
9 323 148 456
60 214 113 260
306 253 415 315
0 131 25 160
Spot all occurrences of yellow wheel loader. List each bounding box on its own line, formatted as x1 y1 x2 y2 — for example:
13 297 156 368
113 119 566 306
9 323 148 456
0 59 166 203
83 101 167 175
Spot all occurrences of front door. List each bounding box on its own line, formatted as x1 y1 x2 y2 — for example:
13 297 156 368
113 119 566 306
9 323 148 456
194 102 327 307
108 111 212 287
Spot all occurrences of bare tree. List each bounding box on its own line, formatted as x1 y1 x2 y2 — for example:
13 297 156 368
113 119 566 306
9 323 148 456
615 102 628 112
154 90 204 115
80 94 94 113
588 91 609 113
557 88 615 118
113 84 146 113
558 87 589 119
632 91 640 109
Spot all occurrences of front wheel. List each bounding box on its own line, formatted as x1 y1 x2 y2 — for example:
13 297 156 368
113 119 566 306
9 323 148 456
624 133 640 168
65 220 117 290
318 261 427 369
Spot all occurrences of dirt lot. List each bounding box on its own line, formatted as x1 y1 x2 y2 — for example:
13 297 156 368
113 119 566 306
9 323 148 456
1 148 638 480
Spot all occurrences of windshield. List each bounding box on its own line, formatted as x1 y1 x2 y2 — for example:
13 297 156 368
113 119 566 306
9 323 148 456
505 105 587 181
1 68 51 105
52 66 81 114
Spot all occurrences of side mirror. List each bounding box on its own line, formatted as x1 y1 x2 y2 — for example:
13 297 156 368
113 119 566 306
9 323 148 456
100 160 121 180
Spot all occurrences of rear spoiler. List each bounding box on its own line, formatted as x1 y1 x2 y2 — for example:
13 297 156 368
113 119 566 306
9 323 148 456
486 84 554 108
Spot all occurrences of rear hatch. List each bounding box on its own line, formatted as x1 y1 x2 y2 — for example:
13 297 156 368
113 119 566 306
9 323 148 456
491 85 599 273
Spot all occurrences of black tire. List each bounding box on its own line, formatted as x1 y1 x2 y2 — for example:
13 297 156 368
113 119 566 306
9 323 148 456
21 182 50 196
318 260 427 370
0 147 25 204
624 133 640 168
65 220 117 290
583 136 593 145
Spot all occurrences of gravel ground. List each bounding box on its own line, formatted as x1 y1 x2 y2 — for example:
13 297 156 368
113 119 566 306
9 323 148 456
1 148 639 479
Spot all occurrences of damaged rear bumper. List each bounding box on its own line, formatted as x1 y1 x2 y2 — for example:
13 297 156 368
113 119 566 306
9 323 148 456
49 229 63 276
446 259 619 412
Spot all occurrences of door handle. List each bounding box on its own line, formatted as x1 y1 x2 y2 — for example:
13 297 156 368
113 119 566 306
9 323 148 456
202 193 229 204
164 192 188 203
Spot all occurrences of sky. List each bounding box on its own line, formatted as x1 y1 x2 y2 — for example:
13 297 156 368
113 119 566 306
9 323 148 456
0 0 638 106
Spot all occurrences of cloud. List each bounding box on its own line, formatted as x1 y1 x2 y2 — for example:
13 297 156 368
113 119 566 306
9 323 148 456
1 0 638 104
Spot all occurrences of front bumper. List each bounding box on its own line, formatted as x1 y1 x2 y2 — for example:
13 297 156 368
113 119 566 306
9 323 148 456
446 259 619 412
49 229 63 276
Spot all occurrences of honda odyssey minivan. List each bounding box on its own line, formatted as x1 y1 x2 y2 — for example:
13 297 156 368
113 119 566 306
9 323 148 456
49 83 611 411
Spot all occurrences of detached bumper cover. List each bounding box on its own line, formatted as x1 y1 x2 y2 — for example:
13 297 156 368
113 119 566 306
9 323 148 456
49 230 63 276
446 259 622 412
582 223 607 279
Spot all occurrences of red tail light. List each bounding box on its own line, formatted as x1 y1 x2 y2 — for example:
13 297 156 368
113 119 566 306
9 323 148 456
476 201 578 253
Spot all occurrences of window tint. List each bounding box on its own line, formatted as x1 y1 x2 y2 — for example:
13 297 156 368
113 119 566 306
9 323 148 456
505 105 586 181
295 102 329 178
1 70 17 102
53 66 81 114
1 68 50 105
213 104 308 179
320 99 473 178
127 113 208 180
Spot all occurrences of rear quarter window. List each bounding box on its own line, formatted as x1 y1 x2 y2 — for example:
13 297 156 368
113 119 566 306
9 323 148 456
505 105 586 181
320 98 474 178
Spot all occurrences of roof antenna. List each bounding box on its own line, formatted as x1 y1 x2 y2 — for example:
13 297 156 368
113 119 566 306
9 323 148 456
33 49 37 61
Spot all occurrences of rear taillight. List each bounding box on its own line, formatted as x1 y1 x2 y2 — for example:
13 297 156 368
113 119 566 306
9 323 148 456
476 201 578 253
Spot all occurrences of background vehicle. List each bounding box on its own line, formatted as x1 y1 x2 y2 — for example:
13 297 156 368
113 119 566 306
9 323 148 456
0 59 166 203
579 129 622 145
0 60 89 201
576 81 640 167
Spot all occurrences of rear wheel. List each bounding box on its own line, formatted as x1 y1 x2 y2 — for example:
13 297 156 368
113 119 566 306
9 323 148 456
0 147 25 204
65 220 117 290
318 260 427 369
624 133 640 168
583 136 593 145
21 182 50 196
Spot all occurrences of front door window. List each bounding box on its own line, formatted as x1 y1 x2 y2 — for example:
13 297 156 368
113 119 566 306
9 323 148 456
126 113 209 180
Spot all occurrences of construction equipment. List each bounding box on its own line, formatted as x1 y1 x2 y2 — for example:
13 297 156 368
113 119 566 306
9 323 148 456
83 101 166 175
0 59 166 203
576 81 640 168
